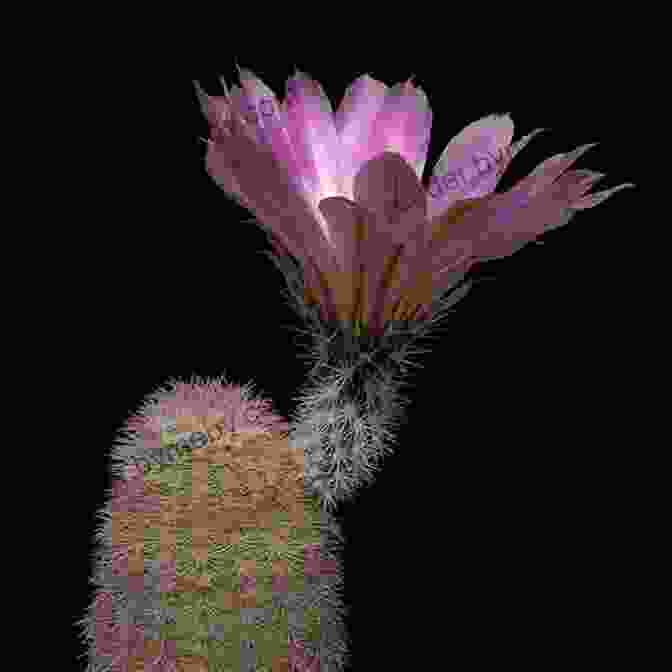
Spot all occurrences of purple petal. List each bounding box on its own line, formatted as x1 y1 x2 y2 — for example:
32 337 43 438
428 113 514 219
282 70 347 205
335 74 389 193
361 78 433 182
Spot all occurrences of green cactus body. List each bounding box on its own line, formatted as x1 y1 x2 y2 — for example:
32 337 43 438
79 378 348 672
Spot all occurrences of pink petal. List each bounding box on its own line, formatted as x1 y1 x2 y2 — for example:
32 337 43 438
225 82 267 146
359 78 433 184
334 74 389 195
236 68 309 196
282 71 347 217
203 83 262 155
210 113 341 303
428 113 514 219
353 152 426 224
428 228 477 277
377 203 429 328
205 130 301 260
318 197 362 276
303 256 339 323
515 143 599 200
193 80 230 130
318 196 365 324
460 151 605 263
470 172 593 262
361 208 401 329
352 153 428 330
204 143 251 209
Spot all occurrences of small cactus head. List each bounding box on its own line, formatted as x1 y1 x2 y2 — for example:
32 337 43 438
114 375 291 476
84 375 346 671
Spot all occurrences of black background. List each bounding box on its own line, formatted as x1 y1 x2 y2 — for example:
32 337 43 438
62 27 649 670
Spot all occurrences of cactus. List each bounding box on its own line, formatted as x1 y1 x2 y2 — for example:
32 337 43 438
77 376 349 671
79 68 635 670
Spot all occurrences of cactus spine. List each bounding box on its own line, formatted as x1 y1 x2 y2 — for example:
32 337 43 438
78 377 348 671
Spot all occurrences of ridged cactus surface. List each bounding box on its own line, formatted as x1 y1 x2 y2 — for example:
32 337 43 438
78 377 348 671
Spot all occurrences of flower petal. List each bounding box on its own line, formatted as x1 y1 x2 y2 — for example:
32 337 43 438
236 68 308 195
335 74 389 195
353 152 426 226
318 196 365 324
319 196 366 323
205 120 306 261
460 145 604 262
351 152 429 331
428 113 514 219
378 203 430 327
193 80 230 130
472 169 605 261
223 83 264 145
514 142 599 200
358 208 399 330
362 78 433 183
426 197 490 273
282 70 348 241
196 82 252 209
208 114 342 316
205 139 251 210
318 197 362 276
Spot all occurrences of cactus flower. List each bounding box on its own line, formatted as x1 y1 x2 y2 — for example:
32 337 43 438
198 68 634 337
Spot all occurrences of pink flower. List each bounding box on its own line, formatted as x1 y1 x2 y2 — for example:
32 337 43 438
198 69 634 336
